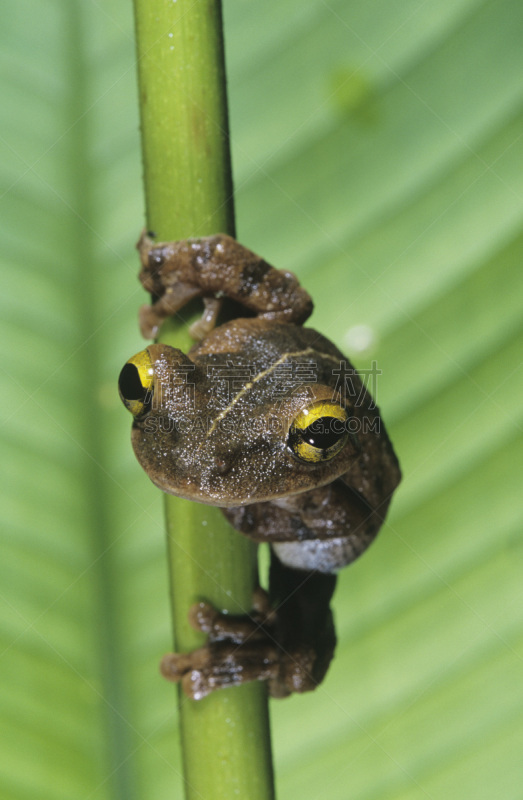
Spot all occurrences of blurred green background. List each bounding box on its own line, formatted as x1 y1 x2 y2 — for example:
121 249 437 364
1 0 522 798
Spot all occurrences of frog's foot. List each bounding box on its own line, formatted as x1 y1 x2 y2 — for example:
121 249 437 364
136 230 201 339
138 284 203 339
136 229 313 330
137 231 224 340
188 296 222 341
161 638 282 700
160 593 330 699
138 304 162 340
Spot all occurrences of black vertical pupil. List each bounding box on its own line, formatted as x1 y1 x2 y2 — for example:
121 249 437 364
118 363 148 401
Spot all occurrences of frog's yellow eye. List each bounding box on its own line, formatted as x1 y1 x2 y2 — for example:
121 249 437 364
118 350 155 416
288 401 349 463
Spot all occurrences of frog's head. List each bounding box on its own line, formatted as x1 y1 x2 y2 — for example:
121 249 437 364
118 344 359 506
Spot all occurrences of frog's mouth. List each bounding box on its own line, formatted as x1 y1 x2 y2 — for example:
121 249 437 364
142 454 353 510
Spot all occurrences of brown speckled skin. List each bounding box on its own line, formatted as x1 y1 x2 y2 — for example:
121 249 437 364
127 233 401 698
138 232 312 338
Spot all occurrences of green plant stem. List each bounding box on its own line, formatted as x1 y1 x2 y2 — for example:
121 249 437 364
132 2 275 799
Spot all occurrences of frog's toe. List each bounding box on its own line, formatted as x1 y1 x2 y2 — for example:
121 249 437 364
160 651 193 682
179 668 213 701
160 646 218 696
188 296 222 341
187 599 270 644
187 601 219 634
161 640 280 699
136 229 155 262
138 303 161 339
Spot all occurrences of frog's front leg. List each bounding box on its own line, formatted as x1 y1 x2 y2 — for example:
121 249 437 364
161 557 337 699
137 231 313 339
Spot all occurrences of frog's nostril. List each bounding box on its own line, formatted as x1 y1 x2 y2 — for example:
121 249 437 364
213 456 232 475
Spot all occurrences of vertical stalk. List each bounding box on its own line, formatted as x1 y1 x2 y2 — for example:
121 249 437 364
132 2 275 798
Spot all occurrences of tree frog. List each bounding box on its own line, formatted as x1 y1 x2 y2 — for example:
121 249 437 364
118 233 401 699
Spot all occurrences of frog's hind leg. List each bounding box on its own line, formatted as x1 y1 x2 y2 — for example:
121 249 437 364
136 230 313 336
160 561 337 699
138 283 203 339
160 589 279 700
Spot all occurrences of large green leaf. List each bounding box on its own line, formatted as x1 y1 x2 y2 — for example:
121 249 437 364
1 0 522 798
